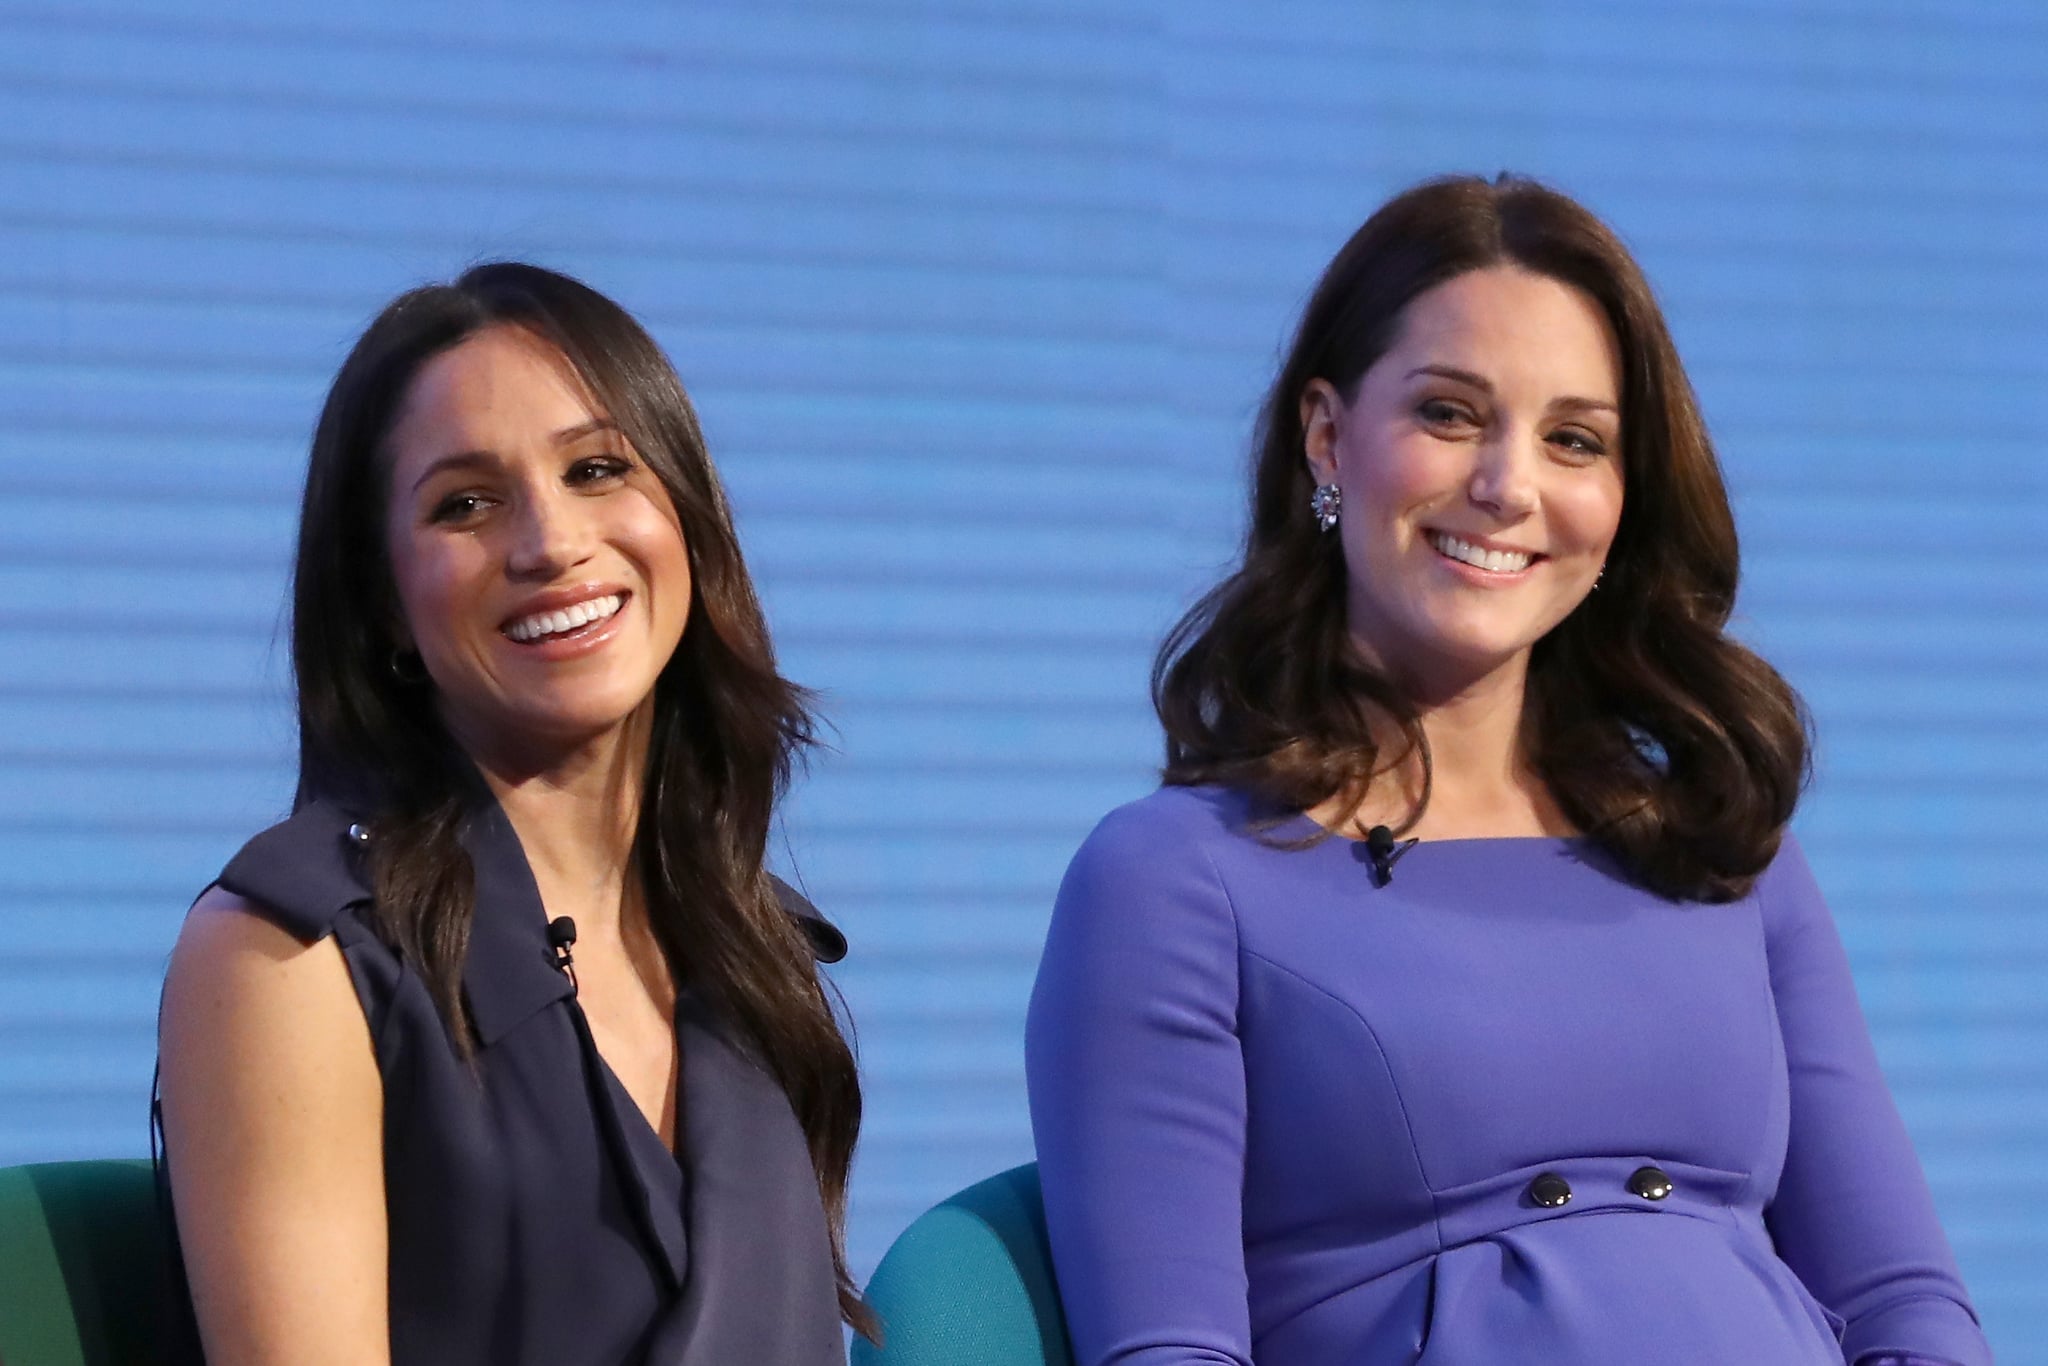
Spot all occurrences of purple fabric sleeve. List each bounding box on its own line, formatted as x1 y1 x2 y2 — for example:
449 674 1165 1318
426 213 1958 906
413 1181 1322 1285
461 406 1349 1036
1025 806 1253 1365
1760 842 1990 1365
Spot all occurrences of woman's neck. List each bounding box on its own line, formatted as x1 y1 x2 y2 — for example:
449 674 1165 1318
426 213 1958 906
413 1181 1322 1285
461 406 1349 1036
460 712 651 940
1315 650 1573 841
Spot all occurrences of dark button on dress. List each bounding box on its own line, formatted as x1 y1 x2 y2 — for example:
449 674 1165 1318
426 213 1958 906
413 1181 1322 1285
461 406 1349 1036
1628 1165 1675 1202
1526 1172 1574 1209
165 793 847 1366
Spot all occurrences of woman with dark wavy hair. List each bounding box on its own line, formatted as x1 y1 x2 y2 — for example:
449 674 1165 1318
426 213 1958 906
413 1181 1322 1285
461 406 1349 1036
156 263 868 1365
1027 177 1988 1364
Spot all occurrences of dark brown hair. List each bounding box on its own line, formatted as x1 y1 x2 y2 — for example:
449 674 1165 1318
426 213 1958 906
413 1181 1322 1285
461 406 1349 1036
292 262 871 1332
1155 174 1809 901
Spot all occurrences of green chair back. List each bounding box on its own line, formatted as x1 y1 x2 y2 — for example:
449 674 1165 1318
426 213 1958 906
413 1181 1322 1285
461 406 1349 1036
0 1159 193 1366
852 1162 1073 1366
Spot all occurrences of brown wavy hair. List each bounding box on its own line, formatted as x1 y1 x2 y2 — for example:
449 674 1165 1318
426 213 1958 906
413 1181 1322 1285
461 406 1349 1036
292 262 872 1333
1155 174 1809 902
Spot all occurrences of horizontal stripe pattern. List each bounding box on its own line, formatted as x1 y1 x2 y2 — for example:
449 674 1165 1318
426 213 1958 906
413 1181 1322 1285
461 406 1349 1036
0 0 2040 1356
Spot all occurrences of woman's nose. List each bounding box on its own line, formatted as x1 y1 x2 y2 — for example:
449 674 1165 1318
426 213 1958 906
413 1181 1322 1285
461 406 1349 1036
505 487 592 577
1467 431 1540 518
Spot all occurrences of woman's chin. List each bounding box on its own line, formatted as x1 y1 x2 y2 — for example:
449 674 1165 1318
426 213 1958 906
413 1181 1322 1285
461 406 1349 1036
444 694 653 769
1355 617 1543 689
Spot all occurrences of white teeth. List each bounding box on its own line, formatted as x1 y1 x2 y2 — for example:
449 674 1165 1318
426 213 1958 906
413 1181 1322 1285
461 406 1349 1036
506 593 623 643
1430 533 1533 574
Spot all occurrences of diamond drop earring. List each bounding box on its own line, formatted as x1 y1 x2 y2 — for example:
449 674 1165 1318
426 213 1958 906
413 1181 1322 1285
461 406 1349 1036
1310 483 1342 533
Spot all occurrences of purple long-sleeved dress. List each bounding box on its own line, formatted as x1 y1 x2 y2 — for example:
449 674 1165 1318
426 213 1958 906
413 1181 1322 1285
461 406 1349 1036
1025 786 1990 1365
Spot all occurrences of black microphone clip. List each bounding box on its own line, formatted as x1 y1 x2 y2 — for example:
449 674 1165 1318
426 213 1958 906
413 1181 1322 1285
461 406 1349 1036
1364 825 1418 887
547 915 579 991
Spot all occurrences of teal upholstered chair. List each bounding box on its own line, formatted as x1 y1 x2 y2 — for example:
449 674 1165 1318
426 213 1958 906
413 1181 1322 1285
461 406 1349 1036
853 1162 1074 1366
0 1159 192 1366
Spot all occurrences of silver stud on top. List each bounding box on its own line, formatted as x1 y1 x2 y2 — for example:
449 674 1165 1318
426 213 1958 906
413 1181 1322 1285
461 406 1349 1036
346 822 373 847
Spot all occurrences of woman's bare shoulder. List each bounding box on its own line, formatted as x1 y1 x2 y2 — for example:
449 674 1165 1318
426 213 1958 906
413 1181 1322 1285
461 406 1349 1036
168 885 347 1006
159 888 376 1097
160 889 389 1364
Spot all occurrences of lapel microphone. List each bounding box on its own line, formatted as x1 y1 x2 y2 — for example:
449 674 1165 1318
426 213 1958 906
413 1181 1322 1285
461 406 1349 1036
1365 825 1419 887
547 915 579 991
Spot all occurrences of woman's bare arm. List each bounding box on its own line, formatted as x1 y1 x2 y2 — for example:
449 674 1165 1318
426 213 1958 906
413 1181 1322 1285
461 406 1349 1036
158 886 389 1365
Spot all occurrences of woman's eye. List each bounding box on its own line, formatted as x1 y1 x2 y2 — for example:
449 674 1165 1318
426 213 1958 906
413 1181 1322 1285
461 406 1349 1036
1417 398 1474 427
1550 428 1608 458
568 454 632 486
429 492 491 524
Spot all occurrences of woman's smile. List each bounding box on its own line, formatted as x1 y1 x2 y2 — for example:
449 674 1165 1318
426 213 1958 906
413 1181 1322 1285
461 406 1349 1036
498 586 631 655
1424 529 1543 579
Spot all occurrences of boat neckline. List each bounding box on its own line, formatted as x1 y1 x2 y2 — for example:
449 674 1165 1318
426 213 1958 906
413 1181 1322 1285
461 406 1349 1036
1269 809 1596 852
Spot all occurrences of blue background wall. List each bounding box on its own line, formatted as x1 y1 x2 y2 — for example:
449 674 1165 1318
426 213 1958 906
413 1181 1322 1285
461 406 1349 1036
1 0 2042 1355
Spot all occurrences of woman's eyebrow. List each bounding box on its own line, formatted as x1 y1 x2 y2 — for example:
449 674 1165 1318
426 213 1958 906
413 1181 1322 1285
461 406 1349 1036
407 420 623 496
552 417 619 444
1405 365 1616 415
409 449 497 496
1406 362 1491 389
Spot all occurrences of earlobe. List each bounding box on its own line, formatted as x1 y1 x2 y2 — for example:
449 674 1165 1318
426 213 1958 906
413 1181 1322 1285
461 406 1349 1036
384 603 416 660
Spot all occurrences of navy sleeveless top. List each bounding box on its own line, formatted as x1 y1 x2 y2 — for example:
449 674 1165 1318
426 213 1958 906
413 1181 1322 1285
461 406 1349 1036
165 792 848 1365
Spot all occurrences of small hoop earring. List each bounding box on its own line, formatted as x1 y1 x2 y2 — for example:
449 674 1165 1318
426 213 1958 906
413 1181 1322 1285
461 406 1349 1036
389 648 429 685
1310 483 1342 533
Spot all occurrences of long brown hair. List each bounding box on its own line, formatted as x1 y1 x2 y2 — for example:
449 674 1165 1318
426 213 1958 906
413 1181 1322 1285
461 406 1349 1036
292 262 871 1332
1155 174 1809 901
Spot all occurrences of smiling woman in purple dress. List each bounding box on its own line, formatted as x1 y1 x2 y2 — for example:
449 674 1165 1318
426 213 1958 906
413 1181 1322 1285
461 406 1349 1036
1026 176 1991 1365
